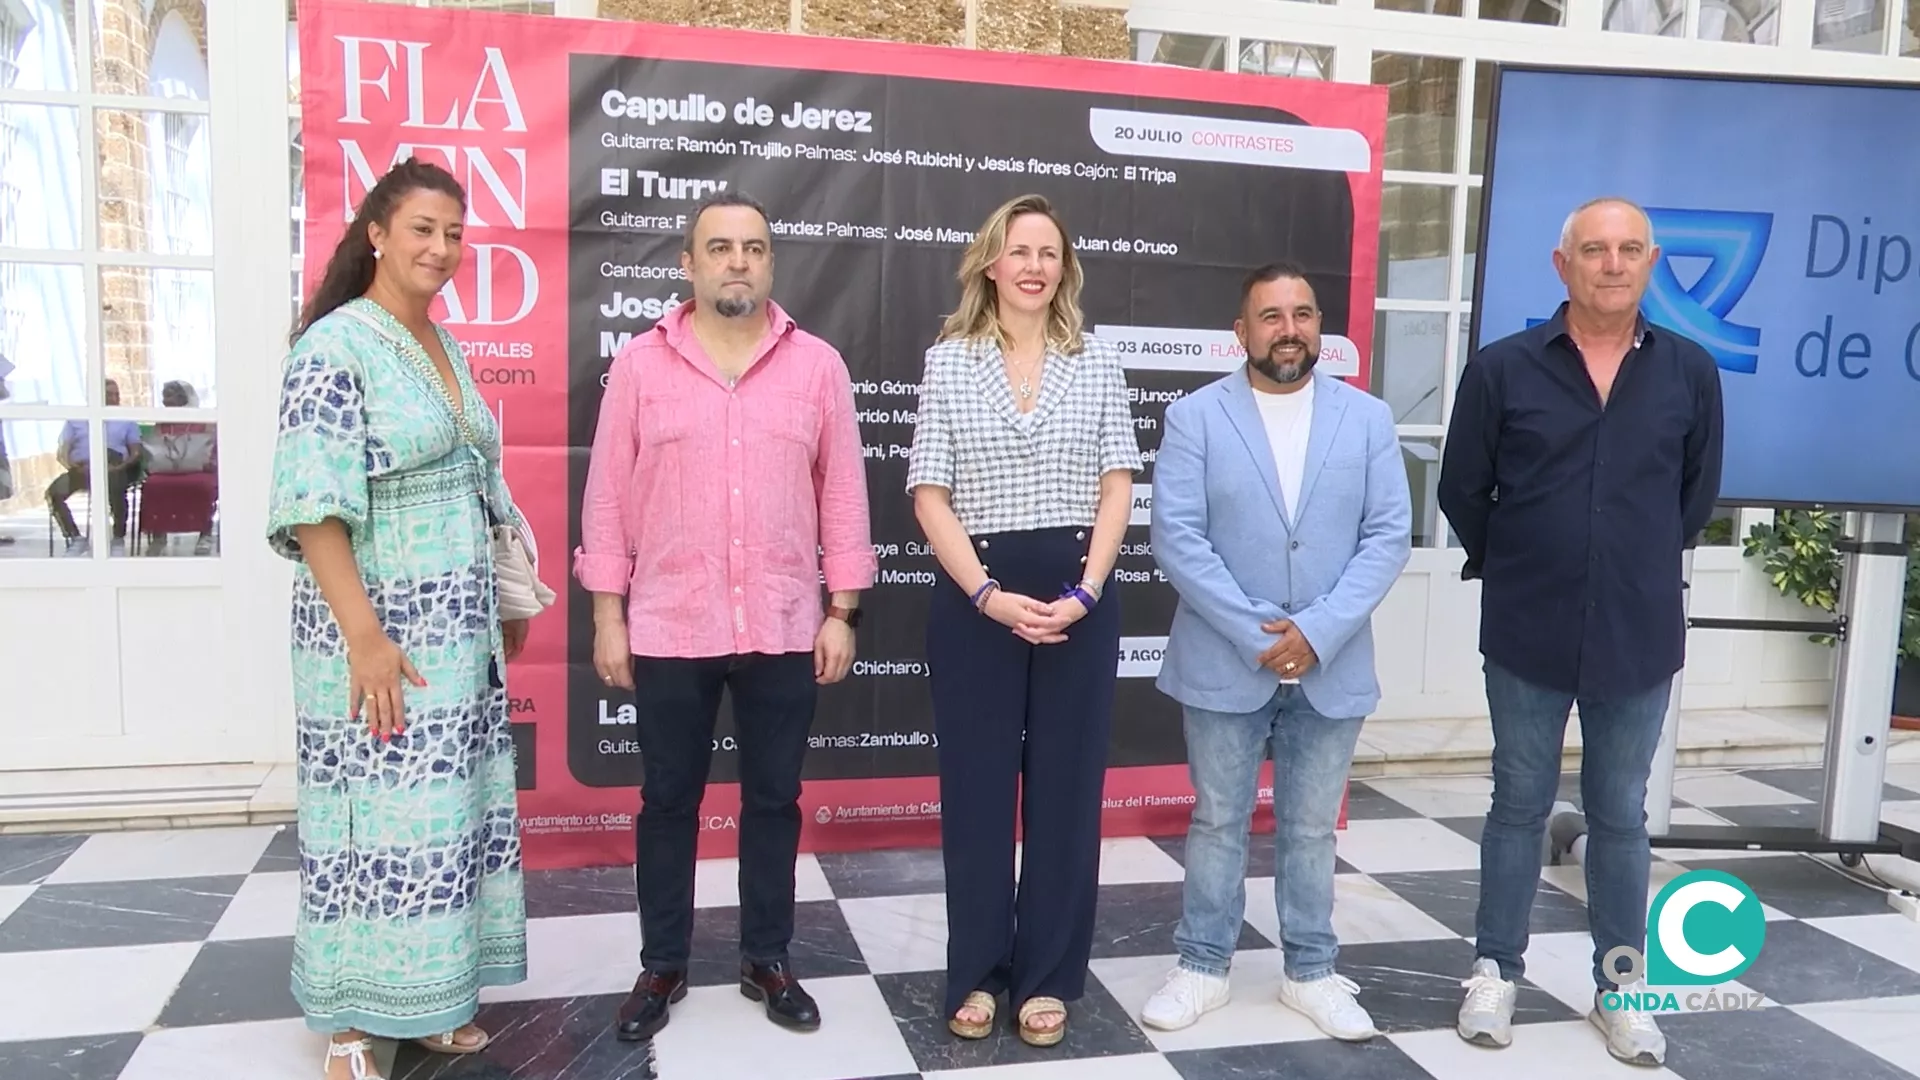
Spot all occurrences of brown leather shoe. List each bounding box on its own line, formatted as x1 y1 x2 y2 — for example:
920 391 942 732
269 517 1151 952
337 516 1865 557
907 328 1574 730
740 959 821 1031
616 969 688 1041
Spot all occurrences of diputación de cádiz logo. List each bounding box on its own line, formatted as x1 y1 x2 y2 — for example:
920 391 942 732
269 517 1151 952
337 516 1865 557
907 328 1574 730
1600 868 1768 1014
1525 207 1774 376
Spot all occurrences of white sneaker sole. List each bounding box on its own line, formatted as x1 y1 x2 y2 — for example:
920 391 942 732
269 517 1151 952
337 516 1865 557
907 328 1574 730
1588 1010 1664 1066
1457 1023 1513 1047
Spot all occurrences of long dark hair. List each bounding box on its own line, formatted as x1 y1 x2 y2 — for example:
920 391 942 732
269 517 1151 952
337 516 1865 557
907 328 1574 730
292 157 468 343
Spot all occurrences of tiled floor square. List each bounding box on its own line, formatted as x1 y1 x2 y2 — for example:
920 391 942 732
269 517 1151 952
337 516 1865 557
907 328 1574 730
1339 785 1425 821
1391 1018 1683 1079
1164 1030 1440 1079
119 1018 380 1080
1240 873 1456 948
1726 918 1920 1006
817 846 948 900
1329 937 1577 1034
250 826 302 875
0 942 201 1041
0 1033 146 1080
1791 994 1920 1076
482 911 642 1004
44 827 278 885
1334 819 1482 875
839 892 949 975
1361 777 1493 820
0 876 245 952
1669 772 1813 810
1656 1002 1920 1080
1674 854 1895 919
0 833 88 887
1089 882 1267 960
648 975 919 1080
875 968 1157 1073
523 864 638 919
385 992 655 1079
154 937 303 1028
1369 868 1590 938
680 899 868 987
207 871 300 941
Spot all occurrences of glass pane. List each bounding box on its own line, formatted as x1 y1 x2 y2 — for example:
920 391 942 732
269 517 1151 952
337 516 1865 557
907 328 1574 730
1481 0 1567 22
1373 311 1447 426
95 0 210 99
1380 183 1454 301
1461 185 1482 294
1699 0 1781 41
1376 0 1464 15
0 104 84 251
1373 53 1460 174
113 417 219 559
1469 62 1493 176
1239 40 1334 79
0 263 85 407
1701 504 1738 546
1131 30 1228 69
96 109 213 257
101 266 216 409
1815 0 1887 49
290 120 304 261
0 0 81 92
1 417 142 557
1604 0 1686 34
1399 436 1446 547
1905 0 1920 53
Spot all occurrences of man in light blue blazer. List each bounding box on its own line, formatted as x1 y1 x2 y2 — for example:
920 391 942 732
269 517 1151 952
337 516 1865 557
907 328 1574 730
1141 262 1412 1039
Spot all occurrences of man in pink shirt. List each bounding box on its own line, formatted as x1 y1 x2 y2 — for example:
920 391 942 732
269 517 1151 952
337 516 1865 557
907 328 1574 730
576 192 877 1040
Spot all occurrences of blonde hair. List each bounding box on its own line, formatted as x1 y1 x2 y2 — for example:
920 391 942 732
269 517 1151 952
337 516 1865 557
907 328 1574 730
937 193 1086 355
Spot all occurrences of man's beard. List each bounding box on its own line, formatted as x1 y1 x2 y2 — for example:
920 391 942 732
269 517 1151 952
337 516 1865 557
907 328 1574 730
713 294 758 318
1250 337 1317 384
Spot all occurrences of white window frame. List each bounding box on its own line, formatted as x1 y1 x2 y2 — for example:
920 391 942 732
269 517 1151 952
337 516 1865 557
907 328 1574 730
0 0 226 588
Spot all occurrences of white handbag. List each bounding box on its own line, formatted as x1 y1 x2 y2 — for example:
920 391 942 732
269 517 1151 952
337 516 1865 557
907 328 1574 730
492 519 555 621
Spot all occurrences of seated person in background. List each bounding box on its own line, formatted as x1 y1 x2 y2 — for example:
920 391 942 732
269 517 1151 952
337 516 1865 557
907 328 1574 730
48 378 144 553
141 379 218 555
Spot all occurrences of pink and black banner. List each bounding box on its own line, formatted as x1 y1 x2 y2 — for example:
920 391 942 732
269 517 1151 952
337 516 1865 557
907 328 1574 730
298 0 1387 870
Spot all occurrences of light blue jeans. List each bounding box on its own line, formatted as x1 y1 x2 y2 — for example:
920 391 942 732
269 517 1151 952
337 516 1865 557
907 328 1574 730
1173 683 1365 982
1474 660 1672 990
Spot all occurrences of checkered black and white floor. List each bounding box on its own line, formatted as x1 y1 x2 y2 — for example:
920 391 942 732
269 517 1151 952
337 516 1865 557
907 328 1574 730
5 764 1920 1080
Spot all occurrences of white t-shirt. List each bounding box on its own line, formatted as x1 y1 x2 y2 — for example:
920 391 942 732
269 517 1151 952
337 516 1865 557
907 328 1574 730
1253 378 1313 683
1254 378 1314 526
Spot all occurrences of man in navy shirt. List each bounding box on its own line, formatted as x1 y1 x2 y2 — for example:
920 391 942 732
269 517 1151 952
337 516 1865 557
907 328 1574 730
1438 197 1723 1066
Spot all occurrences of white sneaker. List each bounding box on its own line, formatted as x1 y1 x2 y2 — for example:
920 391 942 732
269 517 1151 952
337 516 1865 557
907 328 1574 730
1278 972 1377 1041
1589 986 1667 1065
1140 966 1230 1031
1457 957 1517 1047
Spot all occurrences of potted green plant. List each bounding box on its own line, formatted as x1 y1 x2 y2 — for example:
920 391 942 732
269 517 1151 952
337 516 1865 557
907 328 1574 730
1740 509 1920 719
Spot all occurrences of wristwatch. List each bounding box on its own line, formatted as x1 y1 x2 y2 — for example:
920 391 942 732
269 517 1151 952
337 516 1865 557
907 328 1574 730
827 604 863 629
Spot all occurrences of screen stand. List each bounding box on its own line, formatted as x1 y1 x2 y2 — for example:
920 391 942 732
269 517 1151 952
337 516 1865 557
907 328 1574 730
1549 514 1920 911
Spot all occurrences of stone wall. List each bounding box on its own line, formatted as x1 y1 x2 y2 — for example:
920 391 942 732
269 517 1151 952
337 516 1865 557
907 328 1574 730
593 0 1129 59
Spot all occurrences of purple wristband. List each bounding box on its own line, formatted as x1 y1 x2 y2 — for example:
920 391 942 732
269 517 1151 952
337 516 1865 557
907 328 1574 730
970 579 1000 609
1063 585 1097 610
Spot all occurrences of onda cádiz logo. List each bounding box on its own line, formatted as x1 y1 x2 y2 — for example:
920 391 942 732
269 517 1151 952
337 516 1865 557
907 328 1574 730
1526 207 1774 375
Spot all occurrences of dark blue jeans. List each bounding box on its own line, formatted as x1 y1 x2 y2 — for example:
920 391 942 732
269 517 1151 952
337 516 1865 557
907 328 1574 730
1474 660 1671 991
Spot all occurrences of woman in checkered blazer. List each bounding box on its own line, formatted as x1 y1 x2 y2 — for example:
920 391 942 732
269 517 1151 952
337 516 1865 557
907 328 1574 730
905 192 1143 1048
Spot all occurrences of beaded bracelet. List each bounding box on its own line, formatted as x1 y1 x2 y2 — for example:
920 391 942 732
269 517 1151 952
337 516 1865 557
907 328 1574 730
970 578 1000 610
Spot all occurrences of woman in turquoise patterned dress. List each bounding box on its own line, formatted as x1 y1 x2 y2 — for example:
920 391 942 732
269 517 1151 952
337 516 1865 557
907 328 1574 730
268 158 533 1080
